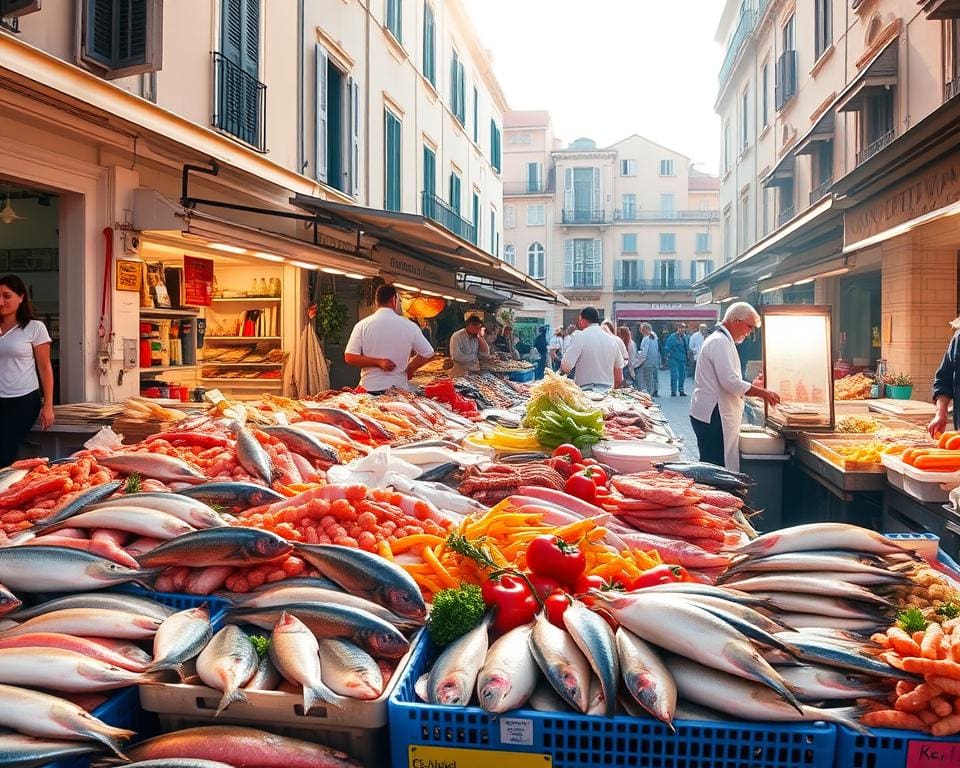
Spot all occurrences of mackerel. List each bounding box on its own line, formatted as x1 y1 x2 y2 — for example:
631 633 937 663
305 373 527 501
98 454 206 485
0 607 162 640
563 600 618 716
136 528 292 569
233 586 417 629
0 647 153 691
232 423 273 485
529 612 590 713
616 626 676 727
261 426 340 464
476 624 537 714
176 482 284 513
39 507 195 540
777 633 923 680
721 574 895 606
777 664 890 701
30 481 123 528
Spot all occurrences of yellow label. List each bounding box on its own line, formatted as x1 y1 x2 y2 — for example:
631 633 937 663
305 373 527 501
408 746 552 768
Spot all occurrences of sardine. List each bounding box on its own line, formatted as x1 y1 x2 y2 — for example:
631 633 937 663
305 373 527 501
270 613 344 712
0 647 152 691
307 407 370 436
231 423 274 485
90 492 227 529
0 607 162 640
39 506 195 540
731 523 914 558
196 626 259 716
778 633 923 679
30 481 123 528
750 592 894 621
476 624 537 714
616 627 677 727
0 734 103 768
245 653 281 691
235 586 416 629
98 454 206 485
292 544 426 621
261 426 341 464
529 612 591 713
176 482 284 513
724 575 894 607
777 664 890 701
563 600 618 716
427 616 490 705
316 638 383 700
0 547 153 593
7 593 174 622
149 605 213 672
136 528 292 569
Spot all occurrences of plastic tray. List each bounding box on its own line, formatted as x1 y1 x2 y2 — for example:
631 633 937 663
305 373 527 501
881 455 953 503
506 368 536 383
389 636 837 768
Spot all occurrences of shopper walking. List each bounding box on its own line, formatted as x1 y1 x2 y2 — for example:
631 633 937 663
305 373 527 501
664 323 689 396
448 315 490 377
561 307 624 390
638 323 660 397
534 325 549 380
689 302 780 472
547 327 564 371
617 326 637 386
0 274 54 468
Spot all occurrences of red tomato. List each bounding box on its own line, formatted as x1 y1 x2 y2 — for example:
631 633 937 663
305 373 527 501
627 564 682 589
482 574 538 634
526 535 587 586
564 473 597 503
572 574 609 595
583 466 608 487
544 592 572 628
527 573 562 600
553 444 583 463
581 457 598 466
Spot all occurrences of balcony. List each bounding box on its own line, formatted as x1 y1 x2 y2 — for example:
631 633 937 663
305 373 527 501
856 130 897 166
214 52 267 153
775 50 798 111
422 191 477 244
563 277 603 290
561 209 607 225
718 6 757 90
777 205 795 228
503 169 555 196
810 177 833 205
615 209 720 222
614 279 695 292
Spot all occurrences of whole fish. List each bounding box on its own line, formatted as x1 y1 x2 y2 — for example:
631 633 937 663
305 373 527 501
750 592 894 621
680 593 790 635
176 482 285 513
120 761 236 768
245 653 281 691
136 528 292 569
731 523 913 558
0 607 162 640
0 734 103 768
261 426 341 464
426 616 490 705
627 582 776 610
0 468 29 494
415 461 462 484
529 612 591 713
526 677 570 712
90 493 227 529
247 575 341 593
270 613 343 712
0 647 152 691
0 585 19 617
308 407 370 436
675 596 800 656
196 626 259 716
777 633 922 679
563 600 618 716
149 605 213 672
98 454 206 485
778 613 888 632
84 636 154 668
316 638 383 700
586 676 606 716
669 656 869 734
232 586 415 628
227 603 409 659
231 423 274 485
616 627 677 727
39 507 195 540
592 591 801 711
0 632 150 672
30 481 123 528
720 575 894 607
476 624 537 714
355 414 393 442
654 461 753 491
292 544 426 621
0 546 153 593
777 665 890 701
0 683 134 757
7 592 174 622
720 550 897 578
387 474 486 517
124 725 362 767
722 568 910 587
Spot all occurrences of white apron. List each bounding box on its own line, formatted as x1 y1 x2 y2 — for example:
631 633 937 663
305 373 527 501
715 326 746 473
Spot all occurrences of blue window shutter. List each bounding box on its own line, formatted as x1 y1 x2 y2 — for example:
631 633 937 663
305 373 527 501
690 260 697 283
592 167 601 213
423 4 435 84
653 259 663 287
564 240 574 286
349 77 360 197
637 259 645 281
384 110 401 211
594 239 602 286
706 259 714 274
564 168 574 211
472 192 480 245
450 51 457 112
315 44 329 183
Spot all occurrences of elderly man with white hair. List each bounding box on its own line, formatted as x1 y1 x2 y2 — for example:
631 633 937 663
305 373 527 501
689 302 781 472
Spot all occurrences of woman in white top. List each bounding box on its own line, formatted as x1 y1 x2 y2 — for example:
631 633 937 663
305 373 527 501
0 275 54 467
616 326 637 385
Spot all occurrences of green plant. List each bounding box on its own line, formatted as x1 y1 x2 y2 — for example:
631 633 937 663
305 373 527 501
315 293 348 344
885 371 913 387
496 308 516 328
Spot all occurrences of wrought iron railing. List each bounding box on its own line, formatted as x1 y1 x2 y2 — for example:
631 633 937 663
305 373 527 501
810 177 833 205
563 275 603 289
856 130 896 166
422 191 477 244
213 52 267 152
614 209 720 222
615 278 695 292
561 209 606 225
719 6 757 89
777 204 795 228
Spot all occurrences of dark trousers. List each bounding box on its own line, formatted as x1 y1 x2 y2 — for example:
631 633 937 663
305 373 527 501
690 405 725 467
535 356 547 380
0 389 41 468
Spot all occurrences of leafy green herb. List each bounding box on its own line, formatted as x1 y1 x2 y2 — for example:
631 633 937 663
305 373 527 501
937 602 960 620
124 473 142 494
428 584 486 646
446 533 499 571
248 633 271 659
897 607 929 634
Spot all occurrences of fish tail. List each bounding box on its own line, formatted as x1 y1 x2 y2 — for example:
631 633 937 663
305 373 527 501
822 704 872 735
83 727 134 759
216 685 249 716
139 666 174 683
729 643 804 714
304 681 347 712
131 568 161 589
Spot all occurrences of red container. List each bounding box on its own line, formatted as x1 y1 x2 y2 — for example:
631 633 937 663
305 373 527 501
139 340 152 368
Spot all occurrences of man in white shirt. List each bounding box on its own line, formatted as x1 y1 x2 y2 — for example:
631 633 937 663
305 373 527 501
561 307 624 390
689 302 780 471
687 323 708 379
344 284 435 393
448 315 490 377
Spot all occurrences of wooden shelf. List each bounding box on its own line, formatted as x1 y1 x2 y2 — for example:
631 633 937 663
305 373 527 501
210 297 281 303
139 365 199 374
140 308 199 318
200 362 283 368
203 336 282 343
200 377 283 384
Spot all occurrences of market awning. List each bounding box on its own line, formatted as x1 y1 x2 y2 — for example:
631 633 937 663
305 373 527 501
466 283 523 307
290 195 568 304
762 153 796 189
795 109 835 156
836 38 899 113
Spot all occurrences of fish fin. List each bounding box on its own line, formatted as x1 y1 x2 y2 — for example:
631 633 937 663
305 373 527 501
304 681 347 712
823 704 873 735
82 728 134 760
130 568 161 590
138 668 173 684
216 685 249 716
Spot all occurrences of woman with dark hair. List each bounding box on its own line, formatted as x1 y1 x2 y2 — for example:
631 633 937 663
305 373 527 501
0 275 54 467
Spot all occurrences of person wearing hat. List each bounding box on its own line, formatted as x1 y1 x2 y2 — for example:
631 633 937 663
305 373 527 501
928 316 960 437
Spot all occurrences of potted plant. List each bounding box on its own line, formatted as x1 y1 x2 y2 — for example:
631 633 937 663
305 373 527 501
884 372 913 400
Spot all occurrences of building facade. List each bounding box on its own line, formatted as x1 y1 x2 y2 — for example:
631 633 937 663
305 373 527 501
502 111 721 335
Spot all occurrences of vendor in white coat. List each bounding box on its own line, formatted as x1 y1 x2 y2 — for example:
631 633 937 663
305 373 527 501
689 302 780 472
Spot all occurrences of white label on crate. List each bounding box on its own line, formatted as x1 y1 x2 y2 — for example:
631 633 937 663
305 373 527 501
500 717 534 746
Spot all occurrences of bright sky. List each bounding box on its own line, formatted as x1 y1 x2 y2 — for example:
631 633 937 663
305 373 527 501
462 0 724 175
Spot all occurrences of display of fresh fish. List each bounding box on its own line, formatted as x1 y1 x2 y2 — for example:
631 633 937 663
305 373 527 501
90 493 227 529
0 584 19 617
316 638 383 700
8 592 173 622
680 593 790 635
0 647 153 691
776 665 890 701
0 607 162 640
731 523 913 558
227 603 409 658
136 528 293 568
38 507 195 540
0 733 105 768
231 423 274 485
529 612 591 713
0 547 153 593
387 474 484 517
721 549 896 577
654 462 754 490
245 652 281 691
292 544 426 621
749 592 894 621
261 426 341 464
0 632 150 672
30 481 123 528
98 454 206 485
669 656 869 734
124 726 362 767
149 605 213 672
719 574 894 607
308 407 370 436
426 616 490 706
616 627 677 727
777 633 922 679
629 582 776 609
196 626 259 716
677 596 800 655
0 683 134 757
235 586 416 629
476 624 537 714
0 468 29 494
563 600 618 717
270 613 344 712
176 482 285 513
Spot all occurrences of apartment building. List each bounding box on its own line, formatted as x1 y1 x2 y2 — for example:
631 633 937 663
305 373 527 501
0 0 522 402
706 0 960 393
503 111 720 333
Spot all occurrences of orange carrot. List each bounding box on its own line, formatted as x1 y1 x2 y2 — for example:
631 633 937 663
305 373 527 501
902 657 960 679
927 676 960 697
918 708 941 726
931 696 954 718
933 714 960 737
872 633 892 648
922 623 946 660
896 680 917 697
888 627 923 657
896 683 943 713
861 710 928 731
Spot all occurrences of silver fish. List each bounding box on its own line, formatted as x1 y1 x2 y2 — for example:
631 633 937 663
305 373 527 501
476 624 537 714
427 616 490 705
723 569 910 587
0 734 103 768
316 638 384 700
234 586 417 629
527 677 570 712
586 676 606 716
30 480 123 528
149 605 213 672
775 633 922 679
0 607 162 640
232 424 273 485
196 626 259 716
261 426 341 464
750 592 894 621
777 613 888 632
387 474 484 517
98 454 206 485
0 546 154 594
563 600 618 717
245 653 281 691
777 664 890 701
616 626 677 728
720 575 895 607
270 613 344 712
0 647 151 691
39 507 195 540
245 575 341 593
90 492 227 529
720 550 901 578
176 482 284 513
529 612 591 713
7 592 174 622
136 528 292 569
628 582 776 609
731 523 913 558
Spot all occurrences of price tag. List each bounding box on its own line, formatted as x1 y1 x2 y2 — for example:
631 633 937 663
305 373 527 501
907 740 960 767
408 746 550 768
500 717 534 746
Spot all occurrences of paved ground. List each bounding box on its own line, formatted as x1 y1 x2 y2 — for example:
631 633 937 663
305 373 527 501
645 368 699 460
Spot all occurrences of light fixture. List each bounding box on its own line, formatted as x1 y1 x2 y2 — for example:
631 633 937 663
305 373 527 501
252 251 286 262
421 289 441 296
345 273 366 280
761 282 793 294
0 196 24 225
321 267 346 275
209 243 247 254
719 295 740 303
289 260 318 270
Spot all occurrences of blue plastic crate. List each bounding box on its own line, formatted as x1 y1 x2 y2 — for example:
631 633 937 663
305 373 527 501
110 583 231 616
507 368 536 383
390 635 837 768
835 726 960 768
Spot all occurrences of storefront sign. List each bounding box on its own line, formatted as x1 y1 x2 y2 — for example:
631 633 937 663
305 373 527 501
566 295 602 303
115 259 142 292
845 152 960 246
183 255 214 306
375 248 453 288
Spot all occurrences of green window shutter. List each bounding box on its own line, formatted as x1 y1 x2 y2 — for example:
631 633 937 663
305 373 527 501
450 51 458 116
423 147 436 199
82 0 160 77
449 173 461 215
564 240 574 287
85 0 115 69
384 110 401 211
422 4 435 84
472 192 480 245
387 0 402 42
315 44 329 183
349 77 360 197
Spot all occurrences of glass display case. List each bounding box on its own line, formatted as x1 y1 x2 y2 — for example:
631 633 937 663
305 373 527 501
762 305 835 431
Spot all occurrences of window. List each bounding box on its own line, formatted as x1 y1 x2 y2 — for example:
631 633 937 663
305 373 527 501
503 244 516 266
81 0 163 78
527 204 545 226
722 213 731 263
622 233 638 254
861 88 895 158
384 109 401 211
738 189 750 252
450 48 465 125
722 120 731 173
315 45 360 195
814 0 832 61
449 171 462 216
490 208 498 255
660 159 675 176
504 204 515 228
616 259 643 290
814 140 834 198
659 233 676 253
620 159 637 176
526 162 543 193
527 242 545 279
489 119 502 173
213 0 264 149
741 87 750 149
695 233 712 253
776 16 798 110
691 259 714 281
563 167 602 221
564 239 602 288
472 191 480 245
762 188 770 236
508 132 533 144
656 259 679 288
422 145 436 199
783 13 795 50
660 194 675 215
472 86 479 142
621 194 637 219
386 0 402 42
422 2 435 86
779 178 795 226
